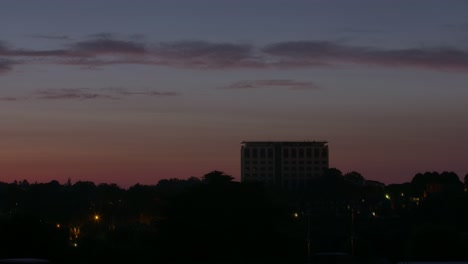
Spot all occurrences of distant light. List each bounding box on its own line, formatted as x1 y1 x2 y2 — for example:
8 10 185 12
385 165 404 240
56 223 61 228
293 212 299 218
401 193 404 197
73 243 78 247
385 194 391 200
94 214 100 221
372 212 376 217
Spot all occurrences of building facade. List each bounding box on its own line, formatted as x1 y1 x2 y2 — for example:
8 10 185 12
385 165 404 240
241 141 329 190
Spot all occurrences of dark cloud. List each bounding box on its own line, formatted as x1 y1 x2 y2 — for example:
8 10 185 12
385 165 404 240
263 41 468 72
1 41 69 57
31 34 71 40
71 38 147 55
263 41 370 61
0 97 21 101
152 41 261 69
102 87 180 97
35 88 118 100
32 87 180 100
334 27 384 34
1 36 468 73
0 59 15 74
366 47 468 71
222 79 319 91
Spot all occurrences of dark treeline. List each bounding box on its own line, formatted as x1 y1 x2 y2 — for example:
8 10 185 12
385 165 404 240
0 170 468 263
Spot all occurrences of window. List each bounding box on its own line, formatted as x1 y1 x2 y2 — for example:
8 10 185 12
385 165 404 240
306 148 312 157
314 148 319 157
299 149 304 158
268 148 273 158
252 149 258 158
244 149 250 158
291 149 297 158
283 149 289 158
260 149 266 158
322 148 328 158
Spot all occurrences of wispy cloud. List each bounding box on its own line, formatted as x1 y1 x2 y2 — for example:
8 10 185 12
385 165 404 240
152 41 260 69
1 87 181 101
102 87 180 97
71 38 148 55
262 41 468 72
0 59 15 74
222 79 320 91
0 96 22 101
334 27 384 34
35 88 118 100
1 34 468 74
31 34 71 40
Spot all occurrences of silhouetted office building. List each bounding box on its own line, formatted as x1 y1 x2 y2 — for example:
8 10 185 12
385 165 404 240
241 141 329 190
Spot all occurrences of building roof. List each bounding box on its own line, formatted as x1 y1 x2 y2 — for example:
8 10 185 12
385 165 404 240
241 141 327 146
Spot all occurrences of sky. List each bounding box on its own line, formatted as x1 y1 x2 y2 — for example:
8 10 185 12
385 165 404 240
1 0 468 187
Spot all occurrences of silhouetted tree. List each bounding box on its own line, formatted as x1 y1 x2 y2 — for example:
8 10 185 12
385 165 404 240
202 170 235 185
155 177 201 196
324 168 343 179
344 171 365 186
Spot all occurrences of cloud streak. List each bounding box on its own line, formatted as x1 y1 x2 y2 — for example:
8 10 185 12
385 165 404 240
0 87 180 102
0 96 21 101
222 79 320 91
263 41 468 72
31 34 71 40
0 59 15 74
35 88 118 100
71 38 148 55
1 35 468 74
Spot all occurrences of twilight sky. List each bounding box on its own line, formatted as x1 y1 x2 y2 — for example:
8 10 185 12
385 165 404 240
1 0 468 187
